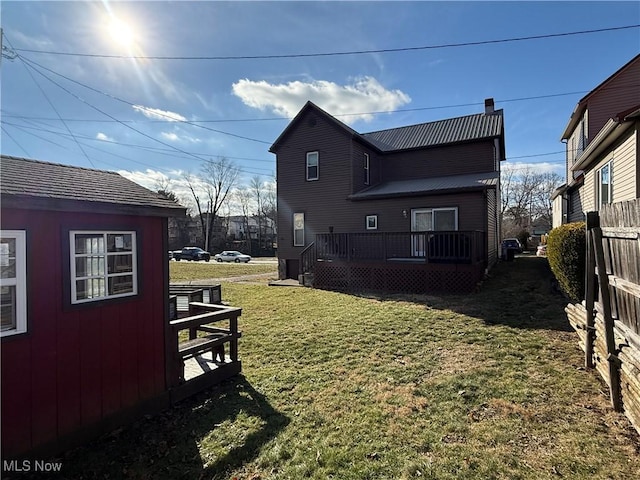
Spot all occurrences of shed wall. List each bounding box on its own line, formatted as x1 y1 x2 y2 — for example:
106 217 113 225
1 209 167 457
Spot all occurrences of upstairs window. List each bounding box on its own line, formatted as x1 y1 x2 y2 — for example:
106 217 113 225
306 151 319 181
1 231 27 337
364 153 370 185
293 213 305 246
597 161 613 208
70 231 137 304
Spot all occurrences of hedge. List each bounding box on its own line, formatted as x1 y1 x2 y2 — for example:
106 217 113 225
547 222 586 302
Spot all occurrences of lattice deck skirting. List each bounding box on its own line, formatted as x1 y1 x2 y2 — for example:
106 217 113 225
313 260 484 294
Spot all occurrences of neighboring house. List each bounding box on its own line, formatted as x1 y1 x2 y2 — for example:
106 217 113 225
552 54 640 226
227 215 276 241
270 100 505 294
0 156 240 458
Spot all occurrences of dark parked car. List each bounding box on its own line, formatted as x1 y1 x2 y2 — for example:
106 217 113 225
501 238 523 253
173 247 211 262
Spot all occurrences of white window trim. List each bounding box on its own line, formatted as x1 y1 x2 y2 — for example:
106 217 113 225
306 151 319 181
597 160 613 208
293 213 305 247
411 207 459 231
364 153 370 185
366 215 378 230
0 230 27 337
70 231 138 304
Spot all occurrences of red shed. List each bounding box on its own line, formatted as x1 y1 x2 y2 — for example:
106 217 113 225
0 155 221 458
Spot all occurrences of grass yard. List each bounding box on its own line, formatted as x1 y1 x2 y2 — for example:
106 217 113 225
29 256 640 479
169 261 278 281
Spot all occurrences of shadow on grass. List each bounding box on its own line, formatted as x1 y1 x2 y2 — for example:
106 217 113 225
380 255 573 332
26 376 289 480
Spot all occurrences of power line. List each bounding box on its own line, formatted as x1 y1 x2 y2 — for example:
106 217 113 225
0 89 592 125
18 55 275 146
1 126 30 157
12 25 640 60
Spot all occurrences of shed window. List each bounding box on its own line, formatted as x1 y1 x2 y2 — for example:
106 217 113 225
293 213 305 246
597 161 613 207
70 231 137 304
306 152 319 181
0 231 27 337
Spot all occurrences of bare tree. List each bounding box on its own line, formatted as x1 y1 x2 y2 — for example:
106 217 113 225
250 175 264 250
235 187 254 254
184 157 240 251
500 165 563 238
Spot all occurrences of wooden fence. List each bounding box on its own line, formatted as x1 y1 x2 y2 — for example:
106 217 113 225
565 199 640 432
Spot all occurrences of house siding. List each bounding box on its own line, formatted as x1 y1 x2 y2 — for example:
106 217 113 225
567 188 584 223
276 108 354 262
382 141 496 181
582 128 638 212
487 188 498 267
587 60 640 141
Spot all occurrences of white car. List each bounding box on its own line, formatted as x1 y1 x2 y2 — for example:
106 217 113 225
214 250 252 263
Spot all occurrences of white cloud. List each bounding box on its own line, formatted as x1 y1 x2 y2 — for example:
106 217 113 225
503 162 564 176
96 132 114 142
161 131 202 143
132 105 187 122
232 76 411 122
161 132 180 142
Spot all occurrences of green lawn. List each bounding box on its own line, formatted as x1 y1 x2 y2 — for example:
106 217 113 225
169 261 278 281
34 256 640 479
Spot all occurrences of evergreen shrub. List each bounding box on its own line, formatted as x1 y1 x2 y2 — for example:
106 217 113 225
547 221 586 302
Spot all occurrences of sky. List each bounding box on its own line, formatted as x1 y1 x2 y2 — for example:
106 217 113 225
1 1 639 208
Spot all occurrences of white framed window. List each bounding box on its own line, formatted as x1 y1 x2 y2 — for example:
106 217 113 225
1 231 27 337
411 207 458 232
366 215 378 230
293 213 305 246
306 151 319 181
597 161 613 207
364 153 370 185
70 231 137 304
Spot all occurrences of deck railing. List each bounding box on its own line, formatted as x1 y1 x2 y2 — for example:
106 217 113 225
299 242 316 276
314 231 485 264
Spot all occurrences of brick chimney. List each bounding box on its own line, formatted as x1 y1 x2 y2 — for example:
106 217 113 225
484 98 495 114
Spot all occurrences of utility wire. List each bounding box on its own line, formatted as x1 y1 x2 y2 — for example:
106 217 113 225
1 126 30 157
5 36 97 167
12 24 640 60
19 55 275 146
17 55 217 165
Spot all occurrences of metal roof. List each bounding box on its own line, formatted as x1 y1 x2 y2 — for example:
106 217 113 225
349 171 499 200
1 155 185 212
360 111 503 151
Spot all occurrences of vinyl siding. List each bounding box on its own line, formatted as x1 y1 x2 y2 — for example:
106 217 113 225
487 188 498 267
588 60 640 140
583 128 638 211
567 188 585 223
382 140 496 181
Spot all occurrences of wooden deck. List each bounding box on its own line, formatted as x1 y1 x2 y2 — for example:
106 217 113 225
167 285 242 403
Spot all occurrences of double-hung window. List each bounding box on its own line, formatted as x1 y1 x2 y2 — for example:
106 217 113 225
0 231 27 337
364 153 370 185
293 213 305 246
306 152 319 181
70 231 137 304
597 161 613 207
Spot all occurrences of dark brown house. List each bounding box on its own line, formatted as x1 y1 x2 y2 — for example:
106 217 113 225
270 100 505 294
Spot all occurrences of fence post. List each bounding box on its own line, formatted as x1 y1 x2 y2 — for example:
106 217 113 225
592 225 623 412
584 212 598 369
